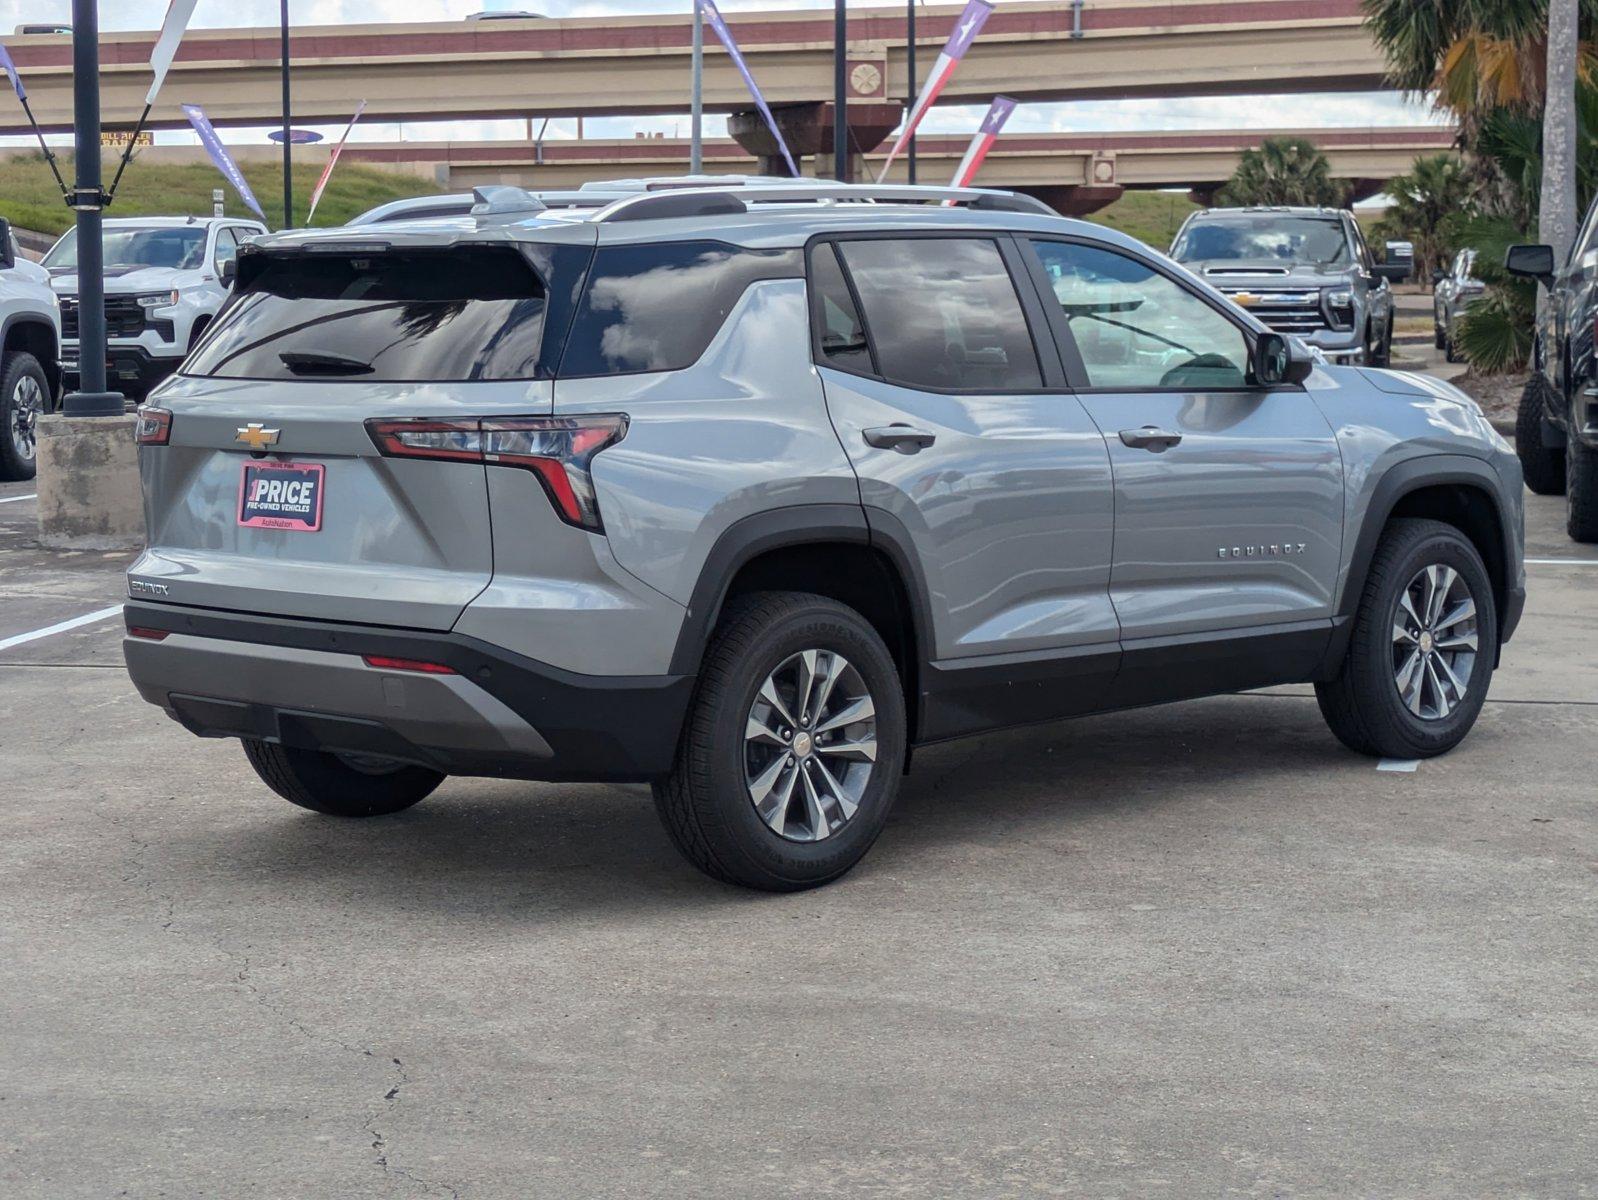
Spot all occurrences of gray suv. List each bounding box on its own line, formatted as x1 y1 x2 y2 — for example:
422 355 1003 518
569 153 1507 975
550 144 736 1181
1171 206 1408 366
123 183 1525 891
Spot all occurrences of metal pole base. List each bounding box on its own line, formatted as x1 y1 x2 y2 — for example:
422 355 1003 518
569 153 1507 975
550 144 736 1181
61 391 127 418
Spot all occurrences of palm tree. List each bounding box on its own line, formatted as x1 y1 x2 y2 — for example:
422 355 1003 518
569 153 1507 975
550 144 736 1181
1544 0 1581 262
1215 137 1348 208
1372 154 1474 279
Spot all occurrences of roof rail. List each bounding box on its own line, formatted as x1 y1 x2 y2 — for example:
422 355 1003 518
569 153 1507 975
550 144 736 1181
470 185 547 218
593 183 1055 223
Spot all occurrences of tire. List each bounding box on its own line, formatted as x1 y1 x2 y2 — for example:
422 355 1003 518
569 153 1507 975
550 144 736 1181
1566 432 1598 543
1516 375 1567 496
1443 331 1463 364
1433 317 1446 351
241 739 443 817
1315 518 1497 759
0 351 50 482
1369 317 1392 369
653 591 907 891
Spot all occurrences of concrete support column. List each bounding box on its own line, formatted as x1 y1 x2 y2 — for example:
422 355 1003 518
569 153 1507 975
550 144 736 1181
727 101 899 179
35 413 145 550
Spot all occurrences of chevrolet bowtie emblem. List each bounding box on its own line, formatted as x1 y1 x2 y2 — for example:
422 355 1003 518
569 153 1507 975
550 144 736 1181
1232 292 1259 307
235 423 281 451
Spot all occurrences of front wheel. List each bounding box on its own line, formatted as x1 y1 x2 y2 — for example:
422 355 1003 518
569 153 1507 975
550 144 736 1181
1316 518 1496 759
1368 318 1392 369
242 739 443 817
0 351 50 482
653 592 906 891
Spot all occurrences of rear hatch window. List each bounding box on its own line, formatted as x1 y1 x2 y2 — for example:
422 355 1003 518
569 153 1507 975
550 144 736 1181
184 247 558 382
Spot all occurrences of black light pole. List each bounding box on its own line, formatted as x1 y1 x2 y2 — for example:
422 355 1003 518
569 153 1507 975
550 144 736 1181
64 0 121 416
906 0 916 184
833 0 848 182
280 0 292 227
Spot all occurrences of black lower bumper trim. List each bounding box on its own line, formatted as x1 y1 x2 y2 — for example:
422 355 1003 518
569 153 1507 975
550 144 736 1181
63 346 179 395
127 602 694 782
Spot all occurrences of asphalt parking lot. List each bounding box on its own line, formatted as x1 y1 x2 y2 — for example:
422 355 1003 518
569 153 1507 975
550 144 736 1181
2 431 1595 1197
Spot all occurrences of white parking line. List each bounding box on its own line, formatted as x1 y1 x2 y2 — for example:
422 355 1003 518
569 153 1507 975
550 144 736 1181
0 493 38 504
1526 558 1598 565
1377 759 1420 773
0 606 123 653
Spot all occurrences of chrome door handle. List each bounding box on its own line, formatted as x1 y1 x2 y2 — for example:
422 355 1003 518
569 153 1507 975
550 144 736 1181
1119 426 1183 452
863 424 937 454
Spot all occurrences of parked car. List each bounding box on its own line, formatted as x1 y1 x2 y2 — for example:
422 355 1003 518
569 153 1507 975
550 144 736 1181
1433 248 1483 364
1507 197 1598 541
1170 205 1409 366
123 182 1525 890
43 215 266 399
0 217 62 481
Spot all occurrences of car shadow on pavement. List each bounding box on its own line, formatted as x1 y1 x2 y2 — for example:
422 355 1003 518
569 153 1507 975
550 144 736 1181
155 692 1403 918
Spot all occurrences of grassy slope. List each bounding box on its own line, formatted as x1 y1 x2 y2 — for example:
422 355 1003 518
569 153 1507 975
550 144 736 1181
1085 190 1200 252
0 152 442 238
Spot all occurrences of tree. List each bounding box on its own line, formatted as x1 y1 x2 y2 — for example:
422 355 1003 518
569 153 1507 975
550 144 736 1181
1543 0 1581 263
1215 137 1349 208
1372 154 1474 279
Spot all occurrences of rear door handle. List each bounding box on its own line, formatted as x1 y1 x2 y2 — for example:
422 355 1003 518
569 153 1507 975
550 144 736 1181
863 424 937 454
1119 426 1183 452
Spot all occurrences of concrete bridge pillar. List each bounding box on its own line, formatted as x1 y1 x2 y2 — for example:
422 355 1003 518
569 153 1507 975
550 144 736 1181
727 101 901 180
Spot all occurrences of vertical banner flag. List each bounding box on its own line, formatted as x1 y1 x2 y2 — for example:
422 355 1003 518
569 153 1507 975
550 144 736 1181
182 104 267 221
0 42 27 101
147 0 200 105
877 0 994 182
949 95 1016 187
307 100 367 224
698 0 799 177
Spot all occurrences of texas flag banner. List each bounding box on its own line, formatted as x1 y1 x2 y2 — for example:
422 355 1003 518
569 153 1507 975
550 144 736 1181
699 0 799 177
0 42 27 102
877 0 995 182
182 104 267 221
949 95 1016 187
147 0 200 106
307 100 367 225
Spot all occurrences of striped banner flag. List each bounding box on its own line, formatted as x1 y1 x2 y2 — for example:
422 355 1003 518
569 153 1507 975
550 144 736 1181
877 0 994 182
182 104 267 221
700 0 799 177
147 0 200 105
949 95 1016 187
307 100 367 225
0 42 27 102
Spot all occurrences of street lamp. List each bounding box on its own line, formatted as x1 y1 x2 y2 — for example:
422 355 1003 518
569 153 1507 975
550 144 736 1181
63 0 120 416
906 0 916 184
280 0 292 227
833 0 847 182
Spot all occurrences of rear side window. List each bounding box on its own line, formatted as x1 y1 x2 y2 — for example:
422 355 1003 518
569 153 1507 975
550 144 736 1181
835 238 1043 392
184 247 549 382
559 241 800 377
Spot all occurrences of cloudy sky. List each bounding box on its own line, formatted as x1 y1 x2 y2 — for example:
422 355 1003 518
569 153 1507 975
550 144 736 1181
0 0 1444 145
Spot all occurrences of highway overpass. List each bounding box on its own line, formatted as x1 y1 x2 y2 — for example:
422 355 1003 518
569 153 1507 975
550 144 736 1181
2 0 1389 159
134 125 1454 215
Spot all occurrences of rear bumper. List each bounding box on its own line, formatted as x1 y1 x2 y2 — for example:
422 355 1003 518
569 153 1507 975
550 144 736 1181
122 602 693 782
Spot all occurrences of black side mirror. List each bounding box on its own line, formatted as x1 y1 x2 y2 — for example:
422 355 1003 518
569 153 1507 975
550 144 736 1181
1505 243 1556 282
219 258 237 286
1253 331 1313 387
1431 268 1447 285
0 218 14 270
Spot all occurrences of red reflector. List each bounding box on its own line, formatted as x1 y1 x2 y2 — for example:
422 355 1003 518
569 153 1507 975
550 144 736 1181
127 626 170 641
362 654 457 675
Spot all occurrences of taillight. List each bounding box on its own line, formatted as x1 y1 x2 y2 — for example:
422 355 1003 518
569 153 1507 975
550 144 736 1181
365 414 628 532
134 406 172 446
362 655 457 674
127 626 170 641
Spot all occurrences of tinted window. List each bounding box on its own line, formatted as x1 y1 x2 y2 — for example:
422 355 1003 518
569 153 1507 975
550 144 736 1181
809 242 873 374
1171 216 1351 269
184 247 548 382
560 241 799 376
838 238 1041 391
1029 240 1250 390
213 227 239 274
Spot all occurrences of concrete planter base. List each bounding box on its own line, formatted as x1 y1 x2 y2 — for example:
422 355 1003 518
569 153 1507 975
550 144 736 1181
36 413 145 551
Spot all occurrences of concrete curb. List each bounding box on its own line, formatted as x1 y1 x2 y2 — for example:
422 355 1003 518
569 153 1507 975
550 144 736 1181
35 413 146 551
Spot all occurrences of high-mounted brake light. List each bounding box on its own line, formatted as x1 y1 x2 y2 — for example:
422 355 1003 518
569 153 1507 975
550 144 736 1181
362 655 457 675
134 406 172 446
365 414 628 532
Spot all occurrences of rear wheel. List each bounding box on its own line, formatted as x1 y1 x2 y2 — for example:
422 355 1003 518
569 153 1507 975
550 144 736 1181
242 739 442 817
0 351 49 482
1316 518 1496 759
653 591 906 891
1516 375 1567 496
1566 432 1598 543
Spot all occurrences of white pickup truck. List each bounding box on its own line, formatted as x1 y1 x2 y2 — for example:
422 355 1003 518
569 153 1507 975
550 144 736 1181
0 217 62 482
44 215 266 401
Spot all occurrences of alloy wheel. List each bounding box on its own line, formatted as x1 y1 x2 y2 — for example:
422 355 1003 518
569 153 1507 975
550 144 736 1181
10 375 43 462
1392 564 1478 720
744 648 878 842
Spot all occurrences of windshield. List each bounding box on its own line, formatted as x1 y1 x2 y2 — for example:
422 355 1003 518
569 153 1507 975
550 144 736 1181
45 226 207 273
1171 216 1351 268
